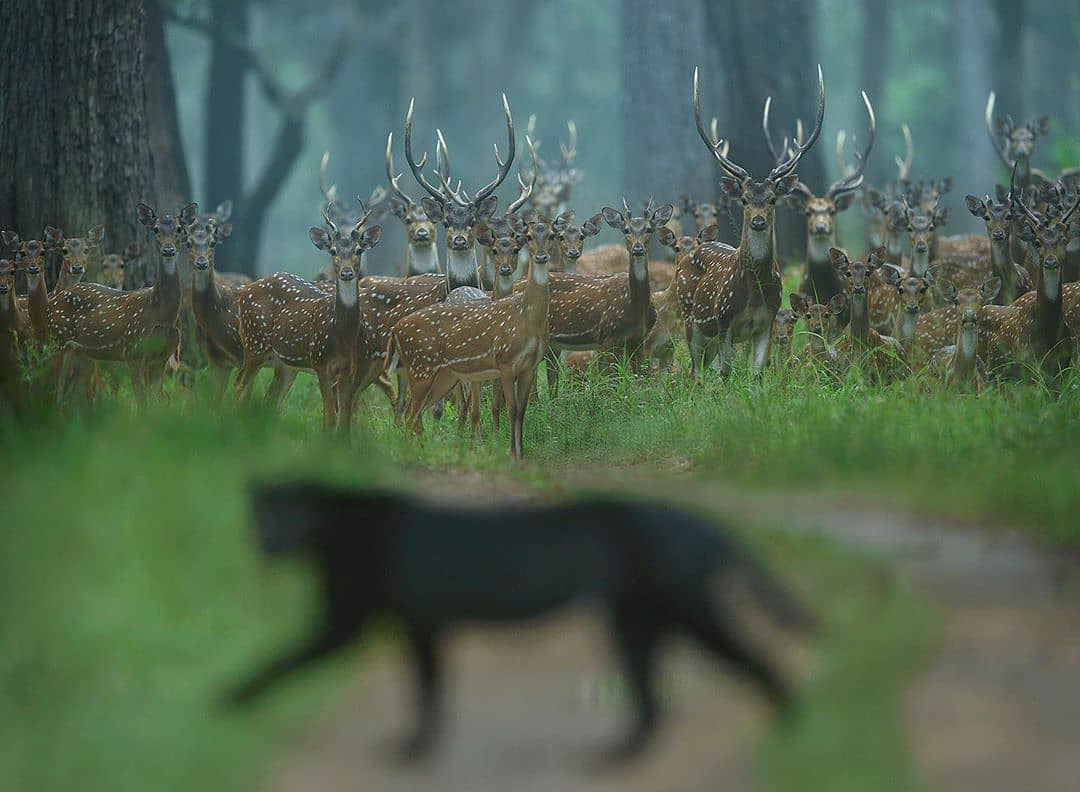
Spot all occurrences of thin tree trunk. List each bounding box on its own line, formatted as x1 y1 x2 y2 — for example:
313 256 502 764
861 0 890 185
203 0 250 273
991 0 1026 120
0 0 158 287
955 0 993 233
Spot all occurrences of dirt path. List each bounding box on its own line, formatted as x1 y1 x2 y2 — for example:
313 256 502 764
269 469 1080 792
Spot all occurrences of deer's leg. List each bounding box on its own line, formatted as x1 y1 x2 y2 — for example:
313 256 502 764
543 347 560 398
209 364 231 404
717 326 734 377
491 376 504 432
751 324 773 377
234 352 266 404
688 324 711 381
265 363 297 411
315 372 338 430
394 371 408 420
510 367 538 459
454 383 469 433
468 381 481 439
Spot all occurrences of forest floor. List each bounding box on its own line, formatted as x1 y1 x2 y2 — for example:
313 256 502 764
269 466 1080 792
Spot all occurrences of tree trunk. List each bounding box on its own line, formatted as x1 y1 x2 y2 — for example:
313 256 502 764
991 0 1026 120
702 0 825 259
861 0 890 186
954 0 993 233
0 0 158 287
202 0 250 274
145 0 192 214
619 0 709 204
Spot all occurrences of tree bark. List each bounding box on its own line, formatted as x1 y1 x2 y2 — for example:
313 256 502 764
145 0 192 214
0 0 159 287
991 0 1026 120
202 0 250 273
860 0 890 185
619 0 709 204
702 0 826 258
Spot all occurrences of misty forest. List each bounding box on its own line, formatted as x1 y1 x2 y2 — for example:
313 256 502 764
2 1 1079 791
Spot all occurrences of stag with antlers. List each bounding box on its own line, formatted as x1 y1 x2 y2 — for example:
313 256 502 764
770 91 875 306
687 65 825 378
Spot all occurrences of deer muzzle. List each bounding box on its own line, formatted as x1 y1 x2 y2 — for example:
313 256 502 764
193 257 210 271
750 216 767 232
533 253 550 265
992 229 1006 241
631 243 646 257
161 244 177 257
451 235 468 250
914 241 928 254
414 227 431 242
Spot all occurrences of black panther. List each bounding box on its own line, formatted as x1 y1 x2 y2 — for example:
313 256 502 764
224 482 816 760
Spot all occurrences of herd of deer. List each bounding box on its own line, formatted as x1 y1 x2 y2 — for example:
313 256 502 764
2 68 1078 458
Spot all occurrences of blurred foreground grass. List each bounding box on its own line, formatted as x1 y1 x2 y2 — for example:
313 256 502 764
6 363 1041 788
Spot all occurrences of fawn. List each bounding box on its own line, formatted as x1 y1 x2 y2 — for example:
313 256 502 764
931 278 1002 388
831 247 905 377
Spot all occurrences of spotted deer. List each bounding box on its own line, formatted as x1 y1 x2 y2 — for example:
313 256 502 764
522 116 580 220
404 95 515 292
880 267 934 359
770 308 798 367
476 222 526 430
235 205 382 430
863 124 912 249
0 259 28 413
963 187 1031 303
2 234 51 342
789 292 844 367
100 243 140 289
575 200 676 291
44 203 197 401
655 223 719 368
830 247 904 376
388 219 557 459
768 90 875 305
982 190 1078 379
383 134 440 277
930 278 1002 388
552 212 603 274
688 65 825 377
49 225 105 291
523 200 673 394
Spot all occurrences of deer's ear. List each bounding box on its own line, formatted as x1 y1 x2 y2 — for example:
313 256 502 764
656 227 677 249
508 213 527 236
833 192 856 212
356 224 382 250
964 195 986 219
87 225 105 245
980 277 1001 303
216 222 233 241
124 242 141 260
582 213 604 237
553 211 574 234
1 230 19 250
828 293 848 314
388 196 409 220
215 201 233 222
789 292 808 313
475 224 496 248
937 279 958 304
719 177 741 197
698 224 719 243
601 207 624 229
420 197 444 224
772 174 800 196
180 202 199 226
870 245 887 266
309 227 332 251
44 226 64 247
828 247 849 270
880 263 902 286
136 203 156 228
650 204 674 228
476 195 499 221
934 207 951 227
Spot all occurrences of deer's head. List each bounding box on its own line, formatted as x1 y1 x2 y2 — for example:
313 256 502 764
0 259 14 311
186 204 234 288
46 224 105 283
100 243 140 290
3 233 48 292
404 95 515 255
1015 185 1078 299
790 292 846 354
553 211 602 267
695 65 825 258
986 93 1048 168
309 201 382 283
831 246 885 299
137 202 198 273
772 308 797 352
476 223 522 291
966 189 1012 244
602 199 674 260
522 217 558 284
903 199 949 276
384 134 437 249
656 223 719 263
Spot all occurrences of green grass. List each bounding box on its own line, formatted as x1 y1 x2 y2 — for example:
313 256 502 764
6 359 1041 790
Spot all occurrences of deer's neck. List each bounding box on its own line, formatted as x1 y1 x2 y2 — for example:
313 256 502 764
989 238 1020 302
896 310 919 352
629 250 651 312
954 322 978 380
1033 266 1064 351
807 234 835 270
910 248 930 277
849 293 871 347
332 276 361 356
522 257 551 340
153 254 182 324
407 243 439 276
445 247 478 291
886 231 905 265
26 274 49 338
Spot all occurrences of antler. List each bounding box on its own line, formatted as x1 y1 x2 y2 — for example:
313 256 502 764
762 97 787 166
559 121 577 167
827 91 876 200
508 135 538 215
473 94 516 204
895 123 914 182
693 67 749 182
385 132 413 207
403 97 447 203
320 201 339 236
768 65 825 181
434 129 471 207
985 92 1013 168
319 152 339 205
